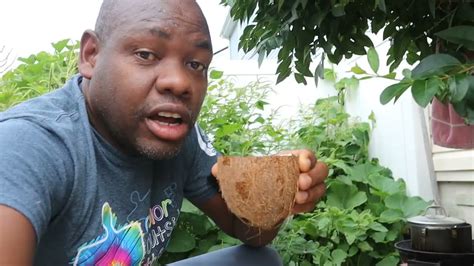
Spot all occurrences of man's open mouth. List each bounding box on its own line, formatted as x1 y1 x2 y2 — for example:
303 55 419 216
145 107 191 142
150 112 184 126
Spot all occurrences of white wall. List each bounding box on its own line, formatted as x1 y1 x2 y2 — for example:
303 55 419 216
337 39 437 201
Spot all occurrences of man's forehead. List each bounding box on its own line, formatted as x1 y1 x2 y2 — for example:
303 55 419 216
111 0 203 21
110 0 208 34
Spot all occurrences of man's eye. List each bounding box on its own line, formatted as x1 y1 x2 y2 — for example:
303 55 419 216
136 51 157 61
188 61 207 72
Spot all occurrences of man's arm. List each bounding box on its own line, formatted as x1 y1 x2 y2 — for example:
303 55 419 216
195 149 328 247
0 205 36 264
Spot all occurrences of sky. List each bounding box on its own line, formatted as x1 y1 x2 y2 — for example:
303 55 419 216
0 0 230 69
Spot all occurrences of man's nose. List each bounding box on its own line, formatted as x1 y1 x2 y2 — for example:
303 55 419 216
154 61 191 98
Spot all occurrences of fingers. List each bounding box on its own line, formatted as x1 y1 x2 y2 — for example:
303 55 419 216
293 160 328 213
298 161 328 191
293 183 326 212
296 149 316 172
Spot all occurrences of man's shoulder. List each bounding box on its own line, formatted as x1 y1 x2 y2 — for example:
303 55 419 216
0 75 91 153
0 75 85 126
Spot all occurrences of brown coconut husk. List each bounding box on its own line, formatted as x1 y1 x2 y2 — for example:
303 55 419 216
216 155 299 230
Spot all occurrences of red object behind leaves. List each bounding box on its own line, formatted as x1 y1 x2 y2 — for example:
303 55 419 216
432 98 474 149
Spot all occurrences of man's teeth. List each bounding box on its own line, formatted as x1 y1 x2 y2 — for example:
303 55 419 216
157 121 178 126
158 112 181 119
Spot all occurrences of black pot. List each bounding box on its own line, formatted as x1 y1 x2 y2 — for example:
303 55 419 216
408 206 472 253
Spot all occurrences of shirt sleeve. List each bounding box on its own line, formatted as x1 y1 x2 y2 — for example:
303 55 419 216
183 124 220 204
0 119 73 241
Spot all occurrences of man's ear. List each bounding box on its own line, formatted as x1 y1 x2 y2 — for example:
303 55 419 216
79 30 100 79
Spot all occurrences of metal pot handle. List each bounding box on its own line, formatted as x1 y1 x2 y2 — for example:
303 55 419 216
423 205 448 217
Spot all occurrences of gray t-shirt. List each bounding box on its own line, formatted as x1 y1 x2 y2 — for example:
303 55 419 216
0 75 219 265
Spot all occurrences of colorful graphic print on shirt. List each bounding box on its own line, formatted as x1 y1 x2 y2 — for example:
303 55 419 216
72 198 179 266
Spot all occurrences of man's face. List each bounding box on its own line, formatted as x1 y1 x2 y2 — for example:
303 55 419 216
84 1 213 159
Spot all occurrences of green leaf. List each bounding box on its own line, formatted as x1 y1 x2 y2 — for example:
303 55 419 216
367 47 380 74
411 54 460 79
435 26 474 50
189 234 218 257
314 55 325 87
255 116 265 123
294 72 307 85
347 163 384 183
302 222 318 237
382 73 396 79
276 68 292 84
402 69 411 79
376 255 399 266
179 212 214 236
331 249 347 264
380 82 411 104
371 232 386 243
357 241 373 252
216 124 241 137
258 51 266 68
376 0 386 12
428 0 436 17
369 176 405 196
324 68 337 83
327 182 368 209
331 4 346 17
209 70 224 80
337 77 359 91
369 222 388 232
295 60 314 77
385 193 429 218
379 209 404 223
52 39 70 53
277 0 285 11
256 100 268 110
411 78 442 107
180 199 201 214
166 228 196 252
448 75 470 103
351 65 367 75
277 57 292 75
368 111 376 125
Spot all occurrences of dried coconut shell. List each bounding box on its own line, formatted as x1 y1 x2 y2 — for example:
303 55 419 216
216 155 299 230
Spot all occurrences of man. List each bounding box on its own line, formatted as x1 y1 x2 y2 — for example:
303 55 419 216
0 0 327 265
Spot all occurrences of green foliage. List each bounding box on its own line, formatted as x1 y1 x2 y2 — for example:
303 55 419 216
221 0 474 123
274 97 430 265
221 0 473 84
350 50 474 124
0 39 79 111
198 70 289 155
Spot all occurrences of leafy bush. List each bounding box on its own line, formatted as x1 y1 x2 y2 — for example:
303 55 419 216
199 70 289 155
272 97 429 266
0 39 78 111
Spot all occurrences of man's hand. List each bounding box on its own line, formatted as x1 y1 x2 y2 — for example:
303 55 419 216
280 149 328 214
204 150 327 246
